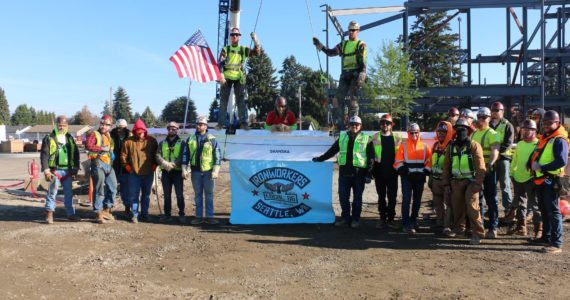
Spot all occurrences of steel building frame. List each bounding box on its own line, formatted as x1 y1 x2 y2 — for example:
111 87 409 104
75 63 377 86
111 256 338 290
322 0 570 115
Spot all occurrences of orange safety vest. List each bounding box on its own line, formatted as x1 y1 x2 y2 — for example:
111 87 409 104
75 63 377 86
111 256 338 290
394 138 432 173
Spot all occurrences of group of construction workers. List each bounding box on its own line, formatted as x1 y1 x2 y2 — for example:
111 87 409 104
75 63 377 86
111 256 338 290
313 102 568 254
40 115 221 225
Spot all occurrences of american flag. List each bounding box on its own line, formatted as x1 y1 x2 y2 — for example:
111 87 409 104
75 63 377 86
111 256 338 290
170 30 221 83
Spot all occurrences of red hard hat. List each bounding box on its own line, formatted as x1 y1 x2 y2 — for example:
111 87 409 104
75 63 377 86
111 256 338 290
491 101 504 110
448 107 459 116
380 114 394 124
100 114 113 125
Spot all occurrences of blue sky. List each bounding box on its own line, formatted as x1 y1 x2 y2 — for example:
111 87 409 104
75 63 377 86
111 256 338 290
0 0 556 119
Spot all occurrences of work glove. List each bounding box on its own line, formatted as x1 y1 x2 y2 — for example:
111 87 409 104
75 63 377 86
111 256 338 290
100 146 110 152
212 165 221 180
312 37 324 50
251 32 259 46
43 169 53 182
124 164 132 174
160 161 172 172
397 166 409 177
219 74 226 85
182 165 190 180
312 157 322 162
531 161 541 172
169 162 177 170
357 72 366 87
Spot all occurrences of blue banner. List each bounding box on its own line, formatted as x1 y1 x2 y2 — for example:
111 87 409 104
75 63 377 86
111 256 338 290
229 160 335 224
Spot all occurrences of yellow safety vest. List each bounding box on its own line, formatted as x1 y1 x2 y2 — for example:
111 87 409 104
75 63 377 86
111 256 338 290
372 132 401 163
160 138 182 171
493 119 513 157
87 131 114 161
48 133 76 168
450 143 475 179
338 132 370 168
536 136 565 178
431 142 446 179
188 134 215 172
341 40 366 71
223 45 246 81
472 127 498 164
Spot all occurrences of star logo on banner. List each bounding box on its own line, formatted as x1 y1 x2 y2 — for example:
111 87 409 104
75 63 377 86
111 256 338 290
252 190 259 196
303 192 310 200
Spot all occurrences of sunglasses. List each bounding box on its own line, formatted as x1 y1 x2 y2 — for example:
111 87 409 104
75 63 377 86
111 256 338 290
449 114 459 117
491 109 501 113
349 29 358 32
278 105 287 108
380 121 392 126
349 123 361 126
477 116 488 119
409 131 420 135
167 127 178 131
230 33 241 37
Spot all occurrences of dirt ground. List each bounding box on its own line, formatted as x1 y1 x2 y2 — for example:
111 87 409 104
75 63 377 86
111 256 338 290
0 153 569 299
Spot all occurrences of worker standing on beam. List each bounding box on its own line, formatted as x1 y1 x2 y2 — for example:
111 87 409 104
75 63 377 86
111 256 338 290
489 101 515 222
217 27 261 130
313 21 367 131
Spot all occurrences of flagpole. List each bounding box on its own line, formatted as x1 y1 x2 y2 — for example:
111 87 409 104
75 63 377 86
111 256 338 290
183 80 192 134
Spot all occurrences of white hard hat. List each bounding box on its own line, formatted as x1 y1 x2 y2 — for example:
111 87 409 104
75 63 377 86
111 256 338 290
477 107 492 118
348 21 360 30
195 116 208 125
408 123 420 132
116 119 127 128
349 115 362 124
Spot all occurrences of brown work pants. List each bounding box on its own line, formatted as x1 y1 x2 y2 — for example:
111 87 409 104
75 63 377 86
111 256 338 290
451 179 485 237
430 177 452 227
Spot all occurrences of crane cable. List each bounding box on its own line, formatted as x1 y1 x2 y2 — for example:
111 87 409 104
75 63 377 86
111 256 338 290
304 0 326 83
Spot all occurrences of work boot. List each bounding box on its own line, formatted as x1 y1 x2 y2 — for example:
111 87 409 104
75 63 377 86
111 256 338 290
514 219 527 236
334 219 349 228
376 219 386 229
240 123 250 130
124 206 132 218
500 209 516 224
531 223 543 241
67 214 81 222
96 212 106 224
485 229 497 239
159 215 173 223
46 211 54 224
102 208 115 221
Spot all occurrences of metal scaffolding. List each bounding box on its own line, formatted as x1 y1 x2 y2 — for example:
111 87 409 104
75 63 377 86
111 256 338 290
322 0 570 116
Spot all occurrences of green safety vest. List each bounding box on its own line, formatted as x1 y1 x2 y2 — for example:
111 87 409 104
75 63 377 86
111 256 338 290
188 133 215 172
160 138 182 171
341 40 365 71
536 136 565 178
338 132 370 168
372 132 401 163
431 142 446 179
223 45 247 81
511 139 538 183
48 133 76 169
472 127 498 164
450 142 475 179
493 119 513 157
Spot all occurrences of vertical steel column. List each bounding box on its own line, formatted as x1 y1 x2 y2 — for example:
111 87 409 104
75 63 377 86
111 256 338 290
540 0 545 109
325 5 330 82
403 9 409 131
507 8 512 84
467 9 472 86
557 7 564 97
522 7 528 87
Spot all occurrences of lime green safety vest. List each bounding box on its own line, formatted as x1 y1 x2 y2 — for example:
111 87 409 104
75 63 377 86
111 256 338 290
493 119 513 157
450 142 475 179
372 132 401 163
431 142 446 179
338 132 370 168
161 138 182 171
472 127 498 164
536 136 565 178
223 45 247 81
48 133 76 169
188 133 216 172
511 139 538 183
341 40 366 71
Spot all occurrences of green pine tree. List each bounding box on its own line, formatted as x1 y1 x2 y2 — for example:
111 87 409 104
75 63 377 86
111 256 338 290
161 96 197 125
364 41 421 119
11 104 33 125
141 106 158 128
112 86 133 123
246 48 279 118
208 98 219 122
0 87 10 125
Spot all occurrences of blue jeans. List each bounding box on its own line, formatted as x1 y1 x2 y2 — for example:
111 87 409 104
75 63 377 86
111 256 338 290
191 171 215 218
401 175 425 229
338 175 365 222
128 173 154 217
90 160 117 213
496 158 513 213
161 170 185 216
45 169 75 216
480 169 498 231
117 173 130 207
537 179 563 248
